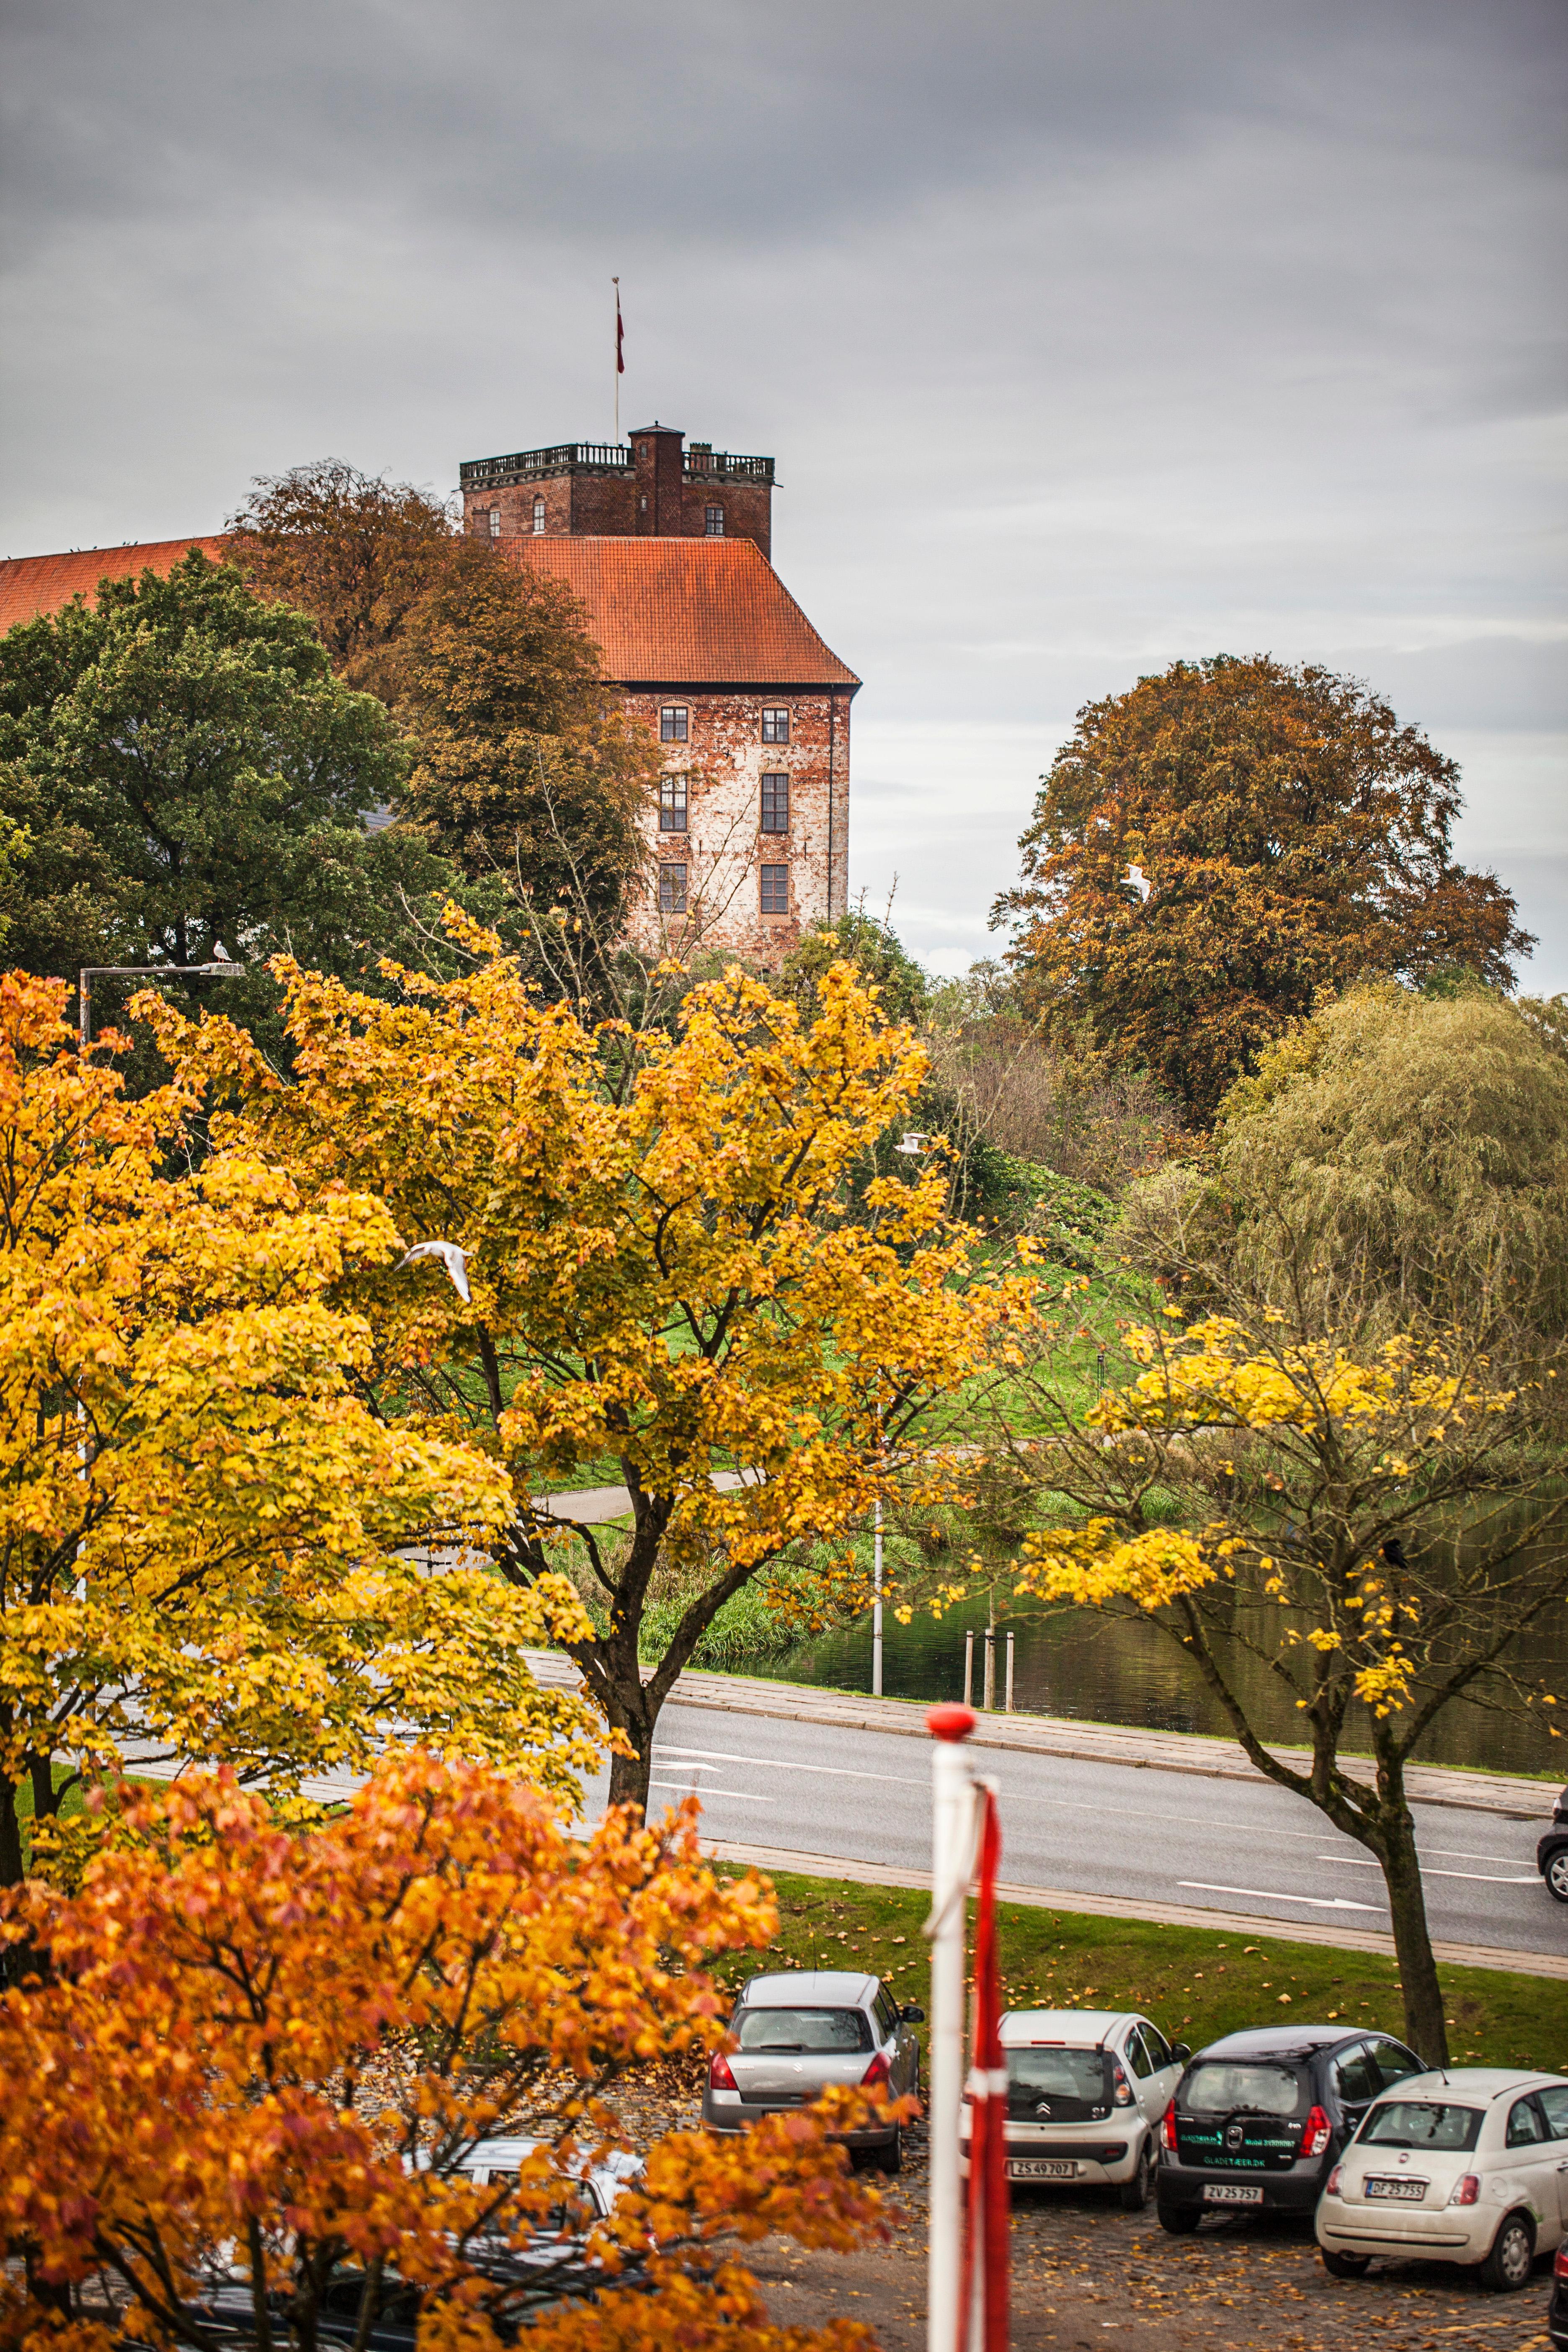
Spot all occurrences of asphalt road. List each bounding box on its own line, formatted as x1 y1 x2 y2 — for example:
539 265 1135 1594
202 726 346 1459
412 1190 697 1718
578 1697 1565 1960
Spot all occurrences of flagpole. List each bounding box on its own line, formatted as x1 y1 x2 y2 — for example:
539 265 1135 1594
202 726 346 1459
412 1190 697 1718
612 276 621 442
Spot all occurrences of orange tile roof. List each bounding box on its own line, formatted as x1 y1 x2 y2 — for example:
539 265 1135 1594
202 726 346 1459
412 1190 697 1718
511 535 859 690
0 537 230 636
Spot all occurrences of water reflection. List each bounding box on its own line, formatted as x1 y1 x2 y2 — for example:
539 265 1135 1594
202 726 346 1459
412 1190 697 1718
770 1591 1568 1779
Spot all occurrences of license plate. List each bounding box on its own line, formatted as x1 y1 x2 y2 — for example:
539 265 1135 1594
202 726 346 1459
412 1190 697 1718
1203 2182 1264 2205
1364 2177 1427 2201
1008 2158 1078 2179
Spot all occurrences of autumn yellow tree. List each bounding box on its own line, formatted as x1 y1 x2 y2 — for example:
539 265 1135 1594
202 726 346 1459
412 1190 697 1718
148 922 1037 1810
1001 1299 1565 2065
0 1751 889 2352
0 972 600 1895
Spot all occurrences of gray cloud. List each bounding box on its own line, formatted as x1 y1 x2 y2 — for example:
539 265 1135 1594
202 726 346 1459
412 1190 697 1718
3 0 1563 983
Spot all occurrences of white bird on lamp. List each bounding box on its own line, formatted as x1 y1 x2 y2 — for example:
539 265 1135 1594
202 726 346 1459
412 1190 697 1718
395 1240 472 1303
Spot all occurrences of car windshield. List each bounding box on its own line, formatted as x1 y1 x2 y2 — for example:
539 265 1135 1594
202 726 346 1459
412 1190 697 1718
1182 2062 1304 2118
1359 2102 1483 2152
737 2007 871 2053
1006 2048 1109 2103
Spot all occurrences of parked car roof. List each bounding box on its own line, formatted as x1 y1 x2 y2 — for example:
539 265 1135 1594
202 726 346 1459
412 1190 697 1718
454 2139 643 2194
737 1970 879 2005
1194 2025 1366 2059
1381 2067 1567 2101
998 2009 1133 2045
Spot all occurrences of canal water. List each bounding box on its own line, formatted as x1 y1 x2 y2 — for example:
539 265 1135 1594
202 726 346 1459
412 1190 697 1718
766 1590 1568 1781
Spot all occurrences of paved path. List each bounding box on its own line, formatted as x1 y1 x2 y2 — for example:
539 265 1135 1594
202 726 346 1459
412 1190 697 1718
528 1655 1568 1978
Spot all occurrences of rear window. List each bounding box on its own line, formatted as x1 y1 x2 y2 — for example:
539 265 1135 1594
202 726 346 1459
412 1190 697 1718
1007 2047 1108 2104
737 2006 870 2053
1359 2102 1483 2153
1182 2062 1305 2119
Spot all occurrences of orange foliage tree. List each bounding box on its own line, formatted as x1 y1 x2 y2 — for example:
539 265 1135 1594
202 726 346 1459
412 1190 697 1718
993 655 1531 1120
0 1752 887 2352
147 924 1037 1810
0 971 600 1892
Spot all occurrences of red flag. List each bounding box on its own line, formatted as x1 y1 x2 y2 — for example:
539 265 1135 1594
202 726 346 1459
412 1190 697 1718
616 285 625 376
959 1785 1010 2352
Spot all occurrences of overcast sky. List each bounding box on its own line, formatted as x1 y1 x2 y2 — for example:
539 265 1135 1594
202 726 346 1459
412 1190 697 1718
3 0 1564 986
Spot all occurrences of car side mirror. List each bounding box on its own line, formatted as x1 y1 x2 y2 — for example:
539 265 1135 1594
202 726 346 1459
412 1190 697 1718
900 2004 926 2024
1172 2044 1191 2065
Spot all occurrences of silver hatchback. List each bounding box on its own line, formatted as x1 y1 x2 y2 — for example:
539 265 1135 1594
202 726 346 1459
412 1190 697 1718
702 1970 924 2174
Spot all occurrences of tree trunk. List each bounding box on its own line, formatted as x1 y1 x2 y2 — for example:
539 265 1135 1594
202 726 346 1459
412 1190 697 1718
606 1715 655 1815
0 1782 24 1891
1370 1771 1449 2066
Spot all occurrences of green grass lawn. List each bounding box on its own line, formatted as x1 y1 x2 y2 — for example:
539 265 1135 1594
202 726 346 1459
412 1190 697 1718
709 1868 1568 2074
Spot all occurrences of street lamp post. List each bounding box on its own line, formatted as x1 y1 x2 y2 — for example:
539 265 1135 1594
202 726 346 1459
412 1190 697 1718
77 962 238 1047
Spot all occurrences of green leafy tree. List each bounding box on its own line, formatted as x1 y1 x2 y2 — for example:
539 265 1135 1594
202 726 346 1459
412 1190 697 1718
1124 983 1568 1340
994 656 1532 1120
0 550 466 1043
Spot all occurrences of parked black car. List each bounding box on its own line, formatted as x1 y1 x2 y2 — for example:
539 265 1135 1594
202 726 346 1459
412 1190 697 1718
1156 2024 1426 2232
1537 1784 1568 1904
1549 2235 1568 2348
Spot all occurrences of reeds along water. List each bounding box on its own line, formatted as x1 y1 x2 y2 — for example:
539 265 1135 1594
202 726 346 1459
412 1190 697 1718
770 1575 1568 1780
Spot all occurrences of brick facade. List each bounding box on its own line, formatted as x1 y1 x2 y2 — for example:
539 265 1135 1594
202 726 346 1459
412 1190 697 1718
627 684 851 964
461 425 774 558
511 535 859 968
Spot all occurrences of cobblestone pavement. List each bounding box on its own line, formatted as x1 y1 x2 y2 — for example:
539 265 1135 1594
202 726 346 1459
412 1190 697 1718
612 2072 1558 2352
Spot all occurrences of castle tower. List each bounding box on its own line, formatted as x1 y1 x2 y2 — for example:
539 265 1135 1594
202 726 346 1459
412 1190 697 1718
459 425 774 559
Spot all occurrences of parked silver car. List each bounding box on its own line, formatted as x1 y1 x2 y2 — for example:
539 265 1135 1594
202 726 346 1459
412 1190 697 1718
1316 2068 1568 2290
702 1970 924 2173
961 2007 1188 2210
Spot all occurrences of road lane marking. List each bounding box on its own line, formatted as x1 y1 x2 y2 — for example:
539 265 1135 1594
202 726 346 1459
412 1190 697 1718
1179 1880 1384 1912
657 1743 926 1788
1318 1855 1538 1885
659 1744 1397 1845
649 1780 774 1805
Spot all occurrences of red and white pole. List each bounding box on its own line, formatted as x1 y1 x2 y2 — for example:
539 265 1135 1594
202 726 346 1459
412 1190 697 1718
925 1702 976 2352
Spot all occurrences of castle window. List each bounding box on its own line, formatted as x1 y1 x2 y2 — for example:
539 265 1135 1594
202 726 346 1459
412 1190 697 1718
659 775 689 833
760 775 789 834
705 505 725 536
488 506 500 537
659 863 688 915
660 706 689 743
761 707 789 744
531 496 546 534
760 864 789 915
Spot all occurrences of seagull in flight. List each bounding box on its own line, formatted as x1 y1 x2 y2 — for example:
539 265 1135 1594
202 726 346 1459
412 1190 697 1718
395 1240 472 1303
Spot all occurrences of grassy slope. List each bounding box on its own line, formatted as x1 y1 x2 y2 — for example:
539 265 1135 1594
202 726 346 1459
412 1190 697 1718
707 1868 1568 2076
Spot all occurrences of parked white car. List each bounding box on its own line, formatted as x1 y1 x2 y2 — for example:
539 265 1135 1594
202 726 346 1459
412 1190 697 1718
961 2008 1188 2210
1316 2068 1568 2291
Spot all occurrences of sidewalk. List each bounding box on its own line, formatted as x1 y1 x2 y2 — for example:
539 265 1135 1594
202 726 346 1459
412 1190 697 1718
524 1651 1561 1822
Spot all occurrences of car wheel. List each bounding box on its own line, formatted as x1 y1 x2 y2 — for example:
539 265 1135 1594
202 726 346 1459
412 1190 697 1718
1119 2143 1153 2212
1546 1847 1568 1903
1320 2249 1371 2280
1480 2210 1535 2292
1156 2200 1200 2235
876 2127 903 2176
